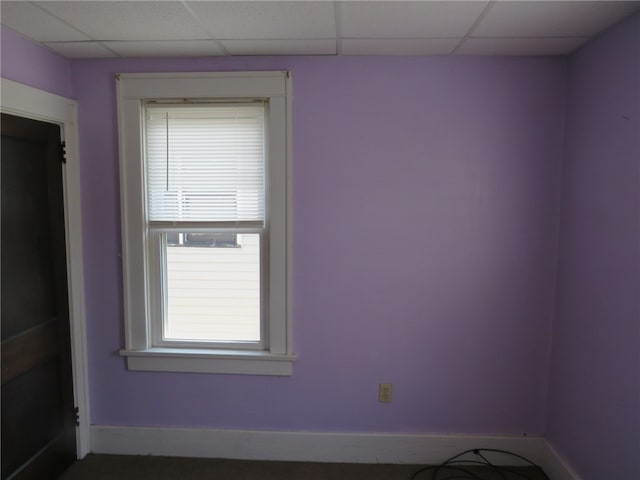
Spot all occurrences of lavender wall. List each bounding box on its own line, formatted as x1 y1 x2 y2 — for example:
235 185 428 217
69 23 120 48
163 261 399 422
0 25 72 98
71 55 565 435
546 13 640 480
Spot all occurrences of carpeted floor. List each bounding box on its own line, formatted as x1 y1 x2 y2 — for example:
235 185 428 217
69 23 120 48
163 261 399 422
58 454 550 479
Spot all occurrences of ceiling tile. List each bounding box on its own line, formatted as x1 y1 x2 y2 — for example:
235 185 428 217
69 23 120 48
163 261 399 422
0 1 90 42
456 37 589 56
43 41 116 58
222 39 336 56
473 1 640 37
4 0 638 58
34 1 209 41
342 38 460 55
187 1 336 39
339 1 489 38
103 40 225 58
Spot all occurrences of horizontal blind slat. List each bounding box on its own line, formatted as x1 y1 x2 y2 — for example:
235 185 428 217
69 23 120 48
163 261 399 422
145 103 265 222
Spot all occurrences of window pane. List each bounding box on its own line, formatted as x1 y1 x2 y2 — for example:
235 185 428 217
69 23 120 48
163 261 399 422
164 233 260 342
167 232 239 248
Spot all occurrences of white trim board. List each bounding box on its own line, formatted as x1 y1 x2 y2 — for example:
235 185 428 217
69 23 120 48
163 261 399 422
92 426 584 479
1 77 91 459
91 426 546 466
541 442 584 480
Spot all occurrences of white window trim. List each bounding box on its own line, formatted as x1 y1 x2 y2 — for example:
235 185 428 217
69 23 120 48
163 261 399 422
116 72 295 375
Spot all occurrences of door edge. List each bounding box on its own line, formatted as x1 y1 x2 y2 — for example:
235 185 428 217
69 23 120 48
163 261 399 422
1 77 91 459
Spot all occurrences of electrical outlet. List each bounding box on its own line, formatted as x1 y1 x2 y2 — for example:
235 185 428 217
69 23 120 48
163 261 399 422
378 383 392 403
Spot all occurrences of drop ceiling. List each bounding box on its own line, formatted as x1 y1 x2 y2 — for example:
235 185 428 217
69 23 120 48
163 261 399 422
1 1 639 58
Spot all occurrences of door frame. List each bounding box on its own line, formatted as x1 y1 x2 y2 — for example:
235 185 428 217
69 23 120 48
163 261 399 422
1 78 91 458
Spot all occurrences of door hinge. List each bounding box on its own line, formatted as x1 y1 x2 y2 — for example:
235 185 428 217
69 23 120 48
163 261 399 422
74 406 80 426
59 141 67 163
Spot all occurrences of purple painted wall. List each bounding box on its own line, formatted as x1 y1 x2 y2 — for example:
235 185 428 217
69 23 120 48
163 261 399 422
3 12 638 465
0 25 72 98
71 56 565 434
546 13 640 480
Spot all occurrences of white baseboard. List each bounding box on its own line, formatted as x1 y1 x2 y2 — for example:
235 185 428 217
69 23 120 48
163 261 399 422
91 425 546 465
540 441 583 480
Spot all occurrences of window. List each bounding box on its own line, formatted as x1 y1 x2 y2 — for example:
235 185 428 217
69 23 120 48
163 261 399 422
117 72 294 375
166 233 239 248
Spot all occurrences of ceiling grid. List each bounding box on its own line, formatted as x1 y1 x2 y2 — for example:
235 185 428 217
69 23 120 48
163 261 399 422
1 1 638 58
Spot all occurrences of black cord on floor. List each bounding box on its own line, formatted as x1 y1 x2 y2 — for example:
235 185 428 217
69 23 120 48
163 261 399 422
410 448 551 480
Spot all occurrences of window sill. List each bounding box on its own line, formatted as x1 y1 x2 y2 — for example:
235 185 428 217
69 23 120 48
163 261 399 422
119 348 296 376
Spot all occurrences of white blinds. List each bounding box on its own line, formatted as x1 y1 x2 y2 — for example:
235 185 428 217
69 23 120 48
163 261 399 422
144 103 265 224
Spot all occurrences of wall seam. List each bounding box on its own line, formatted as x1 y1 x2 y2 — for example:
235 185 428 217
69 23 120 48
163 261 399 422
540 54 571 438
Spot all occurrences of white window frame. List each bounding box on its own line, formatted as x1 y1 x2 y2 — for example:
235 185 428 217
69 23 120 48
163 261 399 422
117 72 294 375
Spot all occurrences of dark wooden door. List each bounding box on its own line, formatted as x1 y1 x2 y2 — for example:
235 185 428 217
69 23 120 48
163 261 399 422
1 113 76 479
